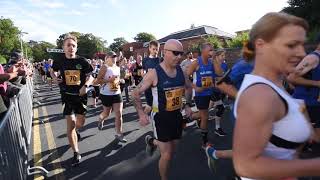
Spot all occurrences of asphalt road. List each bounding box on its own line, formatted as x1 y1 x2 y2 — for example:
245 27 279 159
29 78 320 180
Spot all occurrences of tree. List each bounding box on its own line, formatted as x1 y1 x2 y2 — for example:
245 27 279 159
77 33 107 58
31 41 55 62
282 0 320 34
56 31 81 48
226 32 249 48
0 17 20 61
205 35 223 49
133 32 156 43
109 37 128 52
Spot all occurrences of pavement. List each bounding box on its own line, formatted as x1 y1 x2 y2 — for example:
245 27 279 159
29 77 320 180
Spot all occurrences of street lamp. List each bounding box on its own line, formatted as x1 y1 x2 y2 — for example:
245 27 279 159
19 31 28 58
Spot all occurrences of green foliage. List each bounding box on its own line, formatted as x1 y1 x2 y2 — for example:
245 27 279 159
0 18 20 59
0 55 7 64
282 0 320 32
134 32 156 43
205 35 223 49
109 37 128 52
31 41 55 62
77 33 107 58
188 43 201 53
226 32 249 48
307 27 320 43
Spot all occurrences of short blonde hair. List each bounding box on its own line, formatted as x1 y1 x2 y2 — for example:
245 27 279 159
63 34 77 44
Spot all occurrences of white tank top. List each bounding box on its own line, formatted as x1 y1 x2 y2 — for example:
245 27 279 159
234 74 311 180
100 64 121 95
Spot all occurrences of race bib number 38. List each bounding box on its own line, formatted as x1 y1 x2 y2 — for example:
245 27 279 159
165 88 184 111
201 76 213 88
65 70 81 85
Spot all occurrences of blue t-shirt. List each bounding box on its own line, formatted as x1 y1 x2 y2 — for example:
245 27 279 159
229 58 254 90
44 63 51 72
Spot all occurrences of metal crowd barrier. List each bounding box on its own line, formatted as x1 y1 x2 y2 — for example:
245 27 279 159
0 78 48 180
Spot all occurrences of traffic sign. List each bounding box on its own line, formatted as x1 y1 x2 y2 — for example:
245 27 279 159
47 48 64 53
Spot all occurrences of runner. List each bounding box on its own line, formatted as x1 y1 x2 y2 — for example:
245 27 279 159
45 59 53 90
209 49 228 136
50 34 94 166
231 12 320 180
142 40 161 113
39 60 46 83
96 51 127 143
186 43 223 148
91 59 100 108
119 57 131 103
180 51 194 73
132 55 144 86
132 39 192 180
204 44 254 173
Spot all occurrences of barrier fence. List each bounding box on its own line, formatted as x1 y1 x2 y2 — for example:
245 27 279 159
0 78 48 180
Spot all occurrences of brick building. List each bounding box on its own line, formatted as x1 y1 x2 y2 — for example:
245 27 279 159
121 25 234 59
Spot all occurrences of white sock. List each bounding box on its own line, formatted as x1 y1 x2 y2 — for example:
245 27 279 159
215 117 221 130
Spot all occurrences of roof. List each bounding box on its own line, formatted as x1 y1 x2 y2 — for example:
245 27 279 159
158 25 234 44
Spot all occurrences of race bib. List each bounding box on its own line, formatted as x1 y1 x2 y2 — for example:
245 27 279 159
201 76 213 88
109 82 119 91
137 69 143 76
65 70 81 85
165 88 184 111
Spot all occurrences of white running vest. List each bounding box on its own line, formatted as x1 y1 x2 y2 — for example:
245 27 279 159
234 74 312 180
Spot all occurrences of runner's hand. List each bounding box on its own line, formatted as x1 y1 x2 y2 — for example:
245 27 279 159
53 77 62 84
309 128 320 143
79 86 86 96
139 112 150 126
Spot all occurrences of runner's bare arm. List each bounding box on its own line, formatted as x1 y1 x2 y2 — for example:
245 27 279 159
132 69 156 115
216 82 238 99
234 85 320 179
287 55 320 87
84 73 94 86
186 60 197 77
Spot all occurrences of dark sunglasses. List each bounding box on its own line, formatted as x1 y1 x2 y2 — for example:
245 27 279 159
166 49 184 56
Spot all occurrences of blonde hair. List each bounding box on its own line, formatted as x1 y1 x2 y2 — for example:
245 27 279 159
243 12 308 60
63 34 77 44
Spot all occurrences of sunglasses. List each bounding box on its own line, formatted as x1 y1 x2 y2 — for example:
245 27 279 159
165 49 184 56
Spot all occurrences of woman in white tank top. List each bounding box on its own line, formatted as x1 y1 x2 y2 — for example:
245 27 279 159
233 12 320 180
96 52 126 143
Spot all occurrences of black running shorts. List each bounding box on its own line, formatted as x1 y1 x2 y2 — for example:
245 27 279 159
151 110 184 142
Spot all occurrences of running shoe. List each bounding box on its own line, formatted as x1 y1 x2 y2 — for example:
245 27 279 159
145 135 156 156
214 128 227 137
98 120 104 130
71 152 81 167
205 145 217 173
115 134 128 143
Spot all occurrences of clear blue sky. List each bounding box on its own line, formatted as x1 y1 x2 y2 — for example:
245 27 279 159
1 0 288 46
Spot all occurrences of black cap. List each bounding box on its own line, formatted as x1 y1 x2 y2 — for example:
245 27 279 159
107 51 117 58
10 50 23 61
